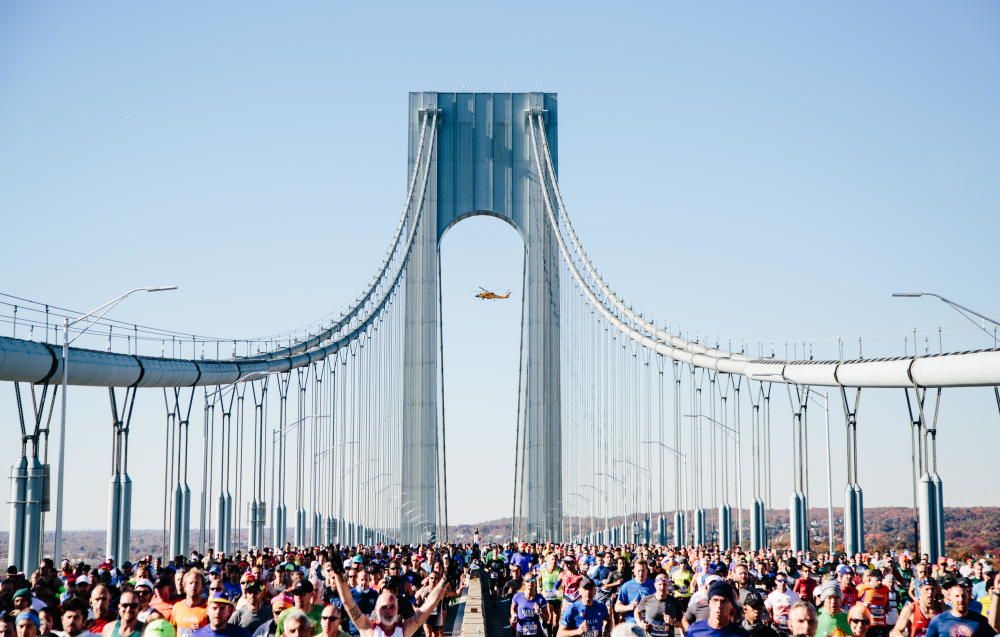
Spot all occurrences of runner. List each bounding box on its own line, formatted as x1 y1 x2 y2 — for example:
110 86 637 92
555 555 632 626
539 554 564 635
764 573 800 634
100 591 143 637
328 553 451 637
856 570 891 637
228 580 271 633
414 571 457 637
319 605 349 637
891 579 942 637
170 570 208 637
87 586 114 634
787 602 818 637
742 597 779 637
557 578 610 637
924 578 994 637
510 576 550 637
614 560 654 624
634 574 681 637
58 598 89 637
191 593 247 637
560 558 585 607
816 582 851 637
848 606 875 637
686 581 749 637
793 565 817 604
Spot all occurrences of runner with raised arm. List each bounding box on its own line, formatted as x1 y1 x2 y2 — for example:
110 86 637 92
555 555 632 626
328 553 450 637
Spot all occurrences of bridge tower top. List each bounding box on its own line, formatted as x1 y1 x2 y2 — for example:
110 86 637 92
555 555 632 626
408 92 558 240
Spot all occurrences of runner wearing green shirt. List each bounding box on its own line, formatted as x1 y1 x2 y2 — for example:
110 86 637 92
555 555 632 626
816 582 852 637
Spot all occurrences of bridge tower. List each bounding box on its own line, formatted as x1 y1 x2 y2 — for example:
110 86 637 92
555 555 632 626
402 92 562 542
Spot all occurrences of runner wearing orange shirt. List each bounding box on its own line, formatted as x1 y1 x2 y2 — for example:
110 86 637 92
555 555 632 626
172 569 209 637
857 569 892 637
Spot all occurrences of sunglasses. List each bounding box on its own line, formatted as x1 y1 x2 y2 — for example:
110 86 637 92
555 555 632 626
119 603 139 609
850 619 870 626
321 616 340 621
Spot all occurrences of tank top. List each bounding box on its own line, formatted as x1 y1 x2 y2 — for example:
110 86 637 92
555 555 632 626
540 568 561 601
109 620 143 637
910 602 932 637
860 585 890 626
374 625 403 637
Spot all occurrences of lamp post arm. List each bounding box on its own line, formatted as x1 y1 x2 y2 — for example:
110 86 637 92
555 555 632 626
67 286 177 344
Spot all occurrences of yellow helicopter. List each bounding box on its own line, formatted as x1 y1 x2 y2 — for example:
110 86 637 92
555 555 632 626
475 287 511 300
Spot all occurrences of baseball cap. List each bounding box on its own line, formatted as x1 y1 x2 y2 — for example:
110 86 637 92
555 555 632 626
207 591 233 606
208 565 222 575
579 576 597 589
289 581 314 595
134 578 155 591
836 565 853 576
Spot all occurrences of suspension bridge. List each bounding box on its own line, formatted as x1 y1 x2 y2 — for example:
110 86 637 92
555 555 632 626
1 92 998 571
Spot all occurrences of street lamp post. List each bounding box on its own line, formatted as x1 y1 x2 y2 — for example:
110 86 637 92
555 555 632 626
581 483 609 543
641 440 687 546
807 392 835 553
54 286 176 564
613 458 652 543
891 291 1000 559
596 472 625 544
684 413 739 549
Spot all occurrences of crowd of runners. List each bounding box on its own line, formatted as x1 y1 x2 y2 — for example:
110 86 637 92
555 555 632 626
0 542 997 637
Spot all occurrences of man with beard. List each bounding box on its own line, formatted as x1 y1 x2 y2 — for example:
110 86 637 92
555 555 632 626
228 582 271 634
329 554 450 637
56 599 89 637
924 578 993 637
635 574 681 637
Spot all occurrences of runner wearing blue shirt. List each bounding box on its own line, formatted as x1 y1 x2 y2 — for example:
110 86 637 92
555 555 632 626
615 560 655 623
559 578 610 637
925 578 995 637
510 576 550 637
686 581 749 637
511 546 534 574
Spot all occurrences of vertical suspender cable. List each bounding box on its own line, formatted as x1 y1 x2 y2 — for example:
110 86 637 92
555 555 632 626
435 251 449 542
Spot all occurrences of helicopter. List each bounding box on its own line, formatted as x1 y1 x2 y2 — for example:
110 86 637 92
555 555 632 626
475 287 511 300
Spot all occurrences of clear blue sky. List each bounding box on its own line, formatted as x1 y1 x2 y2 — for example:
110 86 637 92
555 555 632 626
1 2 998 531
